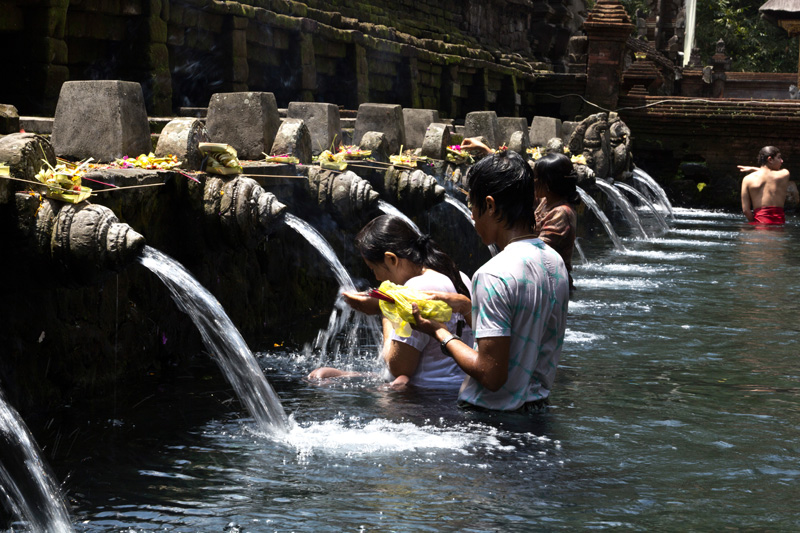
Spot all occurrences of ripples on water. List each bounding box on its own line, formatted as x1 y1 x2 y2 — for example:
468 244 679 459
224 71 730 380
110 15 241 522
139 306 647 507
36 209 800 531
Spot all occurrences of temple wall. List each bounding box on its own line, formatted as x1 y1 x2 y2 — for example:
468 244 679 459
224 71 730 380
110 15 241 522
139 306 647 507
618 95 800 207
0 0 584 117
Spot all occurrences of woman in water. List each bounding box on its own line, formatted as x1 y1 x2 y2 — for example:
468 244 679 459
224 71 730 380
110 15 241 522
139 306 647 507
308 215 473 389
533 152 579 290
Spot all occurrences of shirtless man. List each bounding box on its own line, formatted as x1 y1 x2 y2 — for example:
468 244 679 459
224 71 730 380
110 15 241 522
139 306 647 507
739 146 790 225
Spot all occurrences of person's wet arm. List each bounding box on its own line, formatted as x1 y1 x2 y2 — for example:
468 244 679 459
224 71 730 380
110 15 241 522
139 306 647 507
381 318 422 378
410 304 509 392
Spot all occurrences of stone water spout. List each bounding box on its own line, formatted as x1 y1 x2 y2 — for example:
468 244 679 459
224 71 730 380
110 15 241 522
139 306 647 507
306 167 379 227
203 176 287 247
568 113 634 182
16 193 145 281
383 166 445 213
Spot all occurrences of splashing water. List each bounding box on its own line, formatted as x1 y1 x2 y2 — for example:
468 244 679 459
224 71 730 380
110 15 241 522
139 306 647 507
0 392 73 533
138 246 288 435
594 179 648 239
377 200 420 232
615 181 671 233
633 166 674 218
576 187 625 251
283 214 381 371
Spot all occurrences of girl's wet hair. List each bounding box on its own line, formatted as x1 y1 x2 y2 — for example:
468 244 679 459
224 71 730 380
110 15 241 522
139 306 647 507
534 152 580 205
355 215 470 297
466 150 536 229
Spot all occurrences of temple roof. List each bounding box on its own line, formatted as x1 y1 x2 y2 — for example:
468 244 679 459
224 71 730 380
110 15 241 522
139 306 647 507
760 0 800 21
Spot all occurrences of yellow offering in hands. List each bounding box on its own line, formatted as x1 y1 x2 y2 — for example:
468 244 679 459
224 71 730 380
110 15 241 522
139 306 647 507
376 280 452 337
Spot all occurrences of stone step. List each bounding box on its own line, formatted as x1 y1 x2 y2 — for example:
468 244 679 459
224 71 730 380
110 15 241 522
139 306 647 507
20 116 54 135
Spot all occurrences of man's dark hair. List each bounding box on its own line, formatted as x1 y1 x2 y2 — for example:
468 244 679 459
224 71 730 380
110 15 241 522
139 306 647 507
466 150 536 229
758 146 781 166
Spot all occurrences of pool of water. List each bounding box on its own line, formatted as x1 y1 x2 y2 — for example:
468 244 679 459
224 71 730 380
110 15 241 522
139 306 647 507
36 209 800 531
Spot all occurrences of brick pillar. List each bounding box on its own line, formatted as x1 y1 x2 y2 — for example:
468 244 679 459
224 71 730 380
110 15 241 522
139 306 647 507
583 0 634 111
144 0 172 115
231 16 250 93
298 31 317 102
355 44 370 105
408 56 421 109
15 0 71 115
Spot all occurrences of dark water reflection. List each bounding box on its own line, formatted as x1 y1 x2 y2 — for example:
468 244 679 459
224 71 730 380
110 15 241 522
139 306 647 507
33 209 800 531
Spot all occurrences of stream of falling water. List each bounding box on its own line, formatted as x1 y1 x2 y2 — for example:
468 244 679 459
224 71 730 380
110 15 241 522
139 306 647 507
138 246 288 435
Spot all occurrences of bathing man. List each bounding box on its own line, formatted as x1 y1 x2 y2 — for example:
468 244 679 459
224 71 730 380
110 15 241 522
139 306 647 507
411 150 570 412
739 146 790 225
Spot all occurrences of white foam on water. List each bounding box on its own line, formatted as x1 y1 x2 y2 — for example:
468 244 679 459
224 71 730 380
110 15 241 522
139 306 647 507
619 249 705 261
280 417 506 457
568 300 652 313
670 228 739 239
565 330 605 343
672 208 740 219
573 277 660 290
575 262 678 275
645 238 732 247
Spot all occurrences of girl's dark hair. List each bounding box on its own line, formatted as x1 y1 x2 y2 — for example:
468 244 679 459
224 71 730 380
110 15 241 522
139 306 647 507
355 214 470 297
466 150 536 229
534 152 580 205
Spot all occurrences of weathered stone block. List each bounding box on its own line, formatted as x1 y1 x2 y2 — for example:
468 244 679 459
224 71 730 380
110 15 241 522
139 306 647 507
0 104 20 134
154 117 209 171
420 122 451 161
206 92 280 160
561 120 578 144
51 81 152 162
358 131 390 163
353 103 405 154
507 130 530 156
464 111 499 148
287 102 341 155
497 117 529 147
530 116 562 147
270 118 312 164
403 108 439 150
0 134 56 199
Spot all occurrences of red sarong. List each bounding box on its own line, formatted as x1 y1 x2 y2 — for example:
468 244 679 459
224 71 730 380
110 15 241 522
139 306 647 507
751 206 785 225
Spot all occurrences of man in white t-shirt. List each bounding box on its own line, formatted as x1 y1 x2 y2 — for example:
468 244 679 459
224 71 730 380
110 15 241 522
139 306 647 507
412 151 569 412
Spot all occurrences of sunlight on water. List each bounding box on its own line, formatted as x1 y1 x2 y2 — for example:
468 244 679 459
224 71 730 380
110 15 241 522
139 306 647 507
564 330 605 343
620 249 705 260
575 263 679 275
672 207 741 219
669 229 739 239
280 417 504 457
645 237 733 247
573 277 661 290
568 300 652 313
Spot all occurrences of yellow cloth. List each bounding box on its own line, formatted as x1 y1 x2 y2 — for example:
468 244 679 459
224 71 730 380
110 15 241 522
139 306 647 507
377 280 452 337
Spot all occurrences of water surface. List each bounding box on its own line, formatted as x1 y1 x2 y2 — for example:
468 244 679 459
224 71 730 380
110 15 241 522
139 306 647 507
41 210 800 531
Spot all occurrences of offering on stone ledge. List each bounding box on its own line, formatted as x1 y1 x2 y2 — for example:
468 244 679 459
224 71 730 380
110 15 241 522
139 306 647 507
446 145 474 165
263 154 300 164
35 159 93 203
114 153 181 170
198 143 243 175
